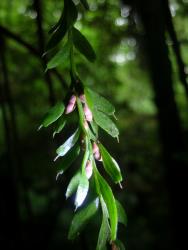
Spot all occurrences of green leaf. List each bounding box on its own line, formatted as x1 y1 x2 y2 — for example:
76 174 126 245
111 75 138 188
97 216 109 250
94 167 118 241
80 0 89 10
85 87 115 116
116 200 127 227
47 42 70 69
97 198 110 250
55 128 80 160
53 118 66 138
72 27 96 62
93 110 119 138
39 102 65 129
99 144 122 184
66 171 81 199
68 198 99 240
74 174 89 209
90 120 98 137
49 10 64 34
56 144 80 179
46 0 77 52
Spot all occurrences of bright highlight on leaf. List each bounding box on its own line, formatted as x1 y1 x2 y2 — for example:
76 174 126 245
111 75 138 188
55 128 80 160
74 174 89 209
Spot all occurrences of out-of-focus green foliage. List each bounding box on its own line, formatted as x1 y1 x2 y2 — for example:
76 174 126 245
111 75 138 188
0 0 188 249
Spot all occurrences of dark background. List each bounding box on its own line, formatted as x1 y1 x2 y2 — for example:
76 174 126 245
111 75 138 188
0 0 188 249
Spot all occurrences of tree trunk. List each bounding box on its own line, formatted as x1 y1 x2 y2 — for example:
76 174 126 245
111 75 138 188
123 0 188 249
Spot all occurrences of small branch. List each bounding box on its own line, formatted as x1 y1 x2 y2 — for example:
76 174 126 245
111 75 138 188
0 25 39 57
0 24 68 92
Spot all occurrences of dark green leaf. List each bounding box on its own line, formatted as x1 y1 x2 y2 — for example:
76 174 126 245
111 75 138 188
46 0 77 52
39 102 65 129
55 128 80 160
90 120 98 137
80 0 89 10
47 42 70 69
68 198 99 240
85 87 115 116
99 144 122 184
46 23 67 52
49 10 64 34
97 198 110 250
56 144 80 179
95 168 118 241
116 200 127 227
72 27 96 62
66 171 81 199
53 118 66 138
93 110 119 138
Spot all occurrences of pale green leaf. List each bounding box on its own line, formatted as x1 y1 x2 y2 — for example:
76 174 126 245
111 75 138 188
74 174 89 209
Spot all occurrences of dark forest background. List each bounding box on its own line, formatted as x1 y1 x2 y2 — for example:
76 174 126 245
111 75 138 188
0 0 188 249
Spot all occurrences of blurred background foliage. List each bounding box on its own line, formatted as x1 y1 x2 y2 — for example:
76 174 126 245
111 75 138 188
0 0 188 249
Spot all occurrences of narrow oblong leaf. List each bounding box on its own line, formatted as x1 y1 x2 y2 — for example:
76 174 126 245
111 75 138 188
66 172 81 199
80 0 89 10
39 102 65 129
49 10 64 34
46 0 78 52
97 198 110 250
68 198 99 240
97 216 109 250
53 118 66 138
99 144 122 184
95 168 118 241
46 23 67 52
56 144 80 179
55 128 80 160
74 174 89 209
72 27 96 62
47 42 70 69
116 200 127 227
94 110 119 138
85 87 115 116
